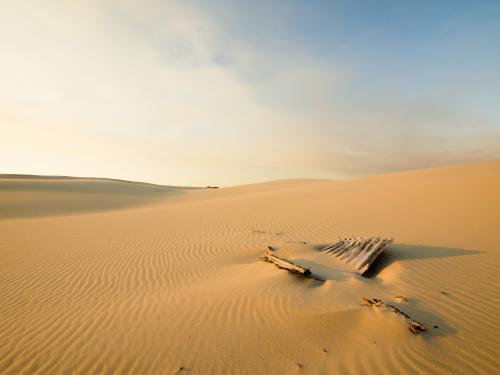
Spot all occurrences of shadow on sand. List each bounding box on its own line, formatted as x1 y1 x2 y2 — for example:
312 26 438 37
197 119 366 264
300 243 482 284
362 244 483 278
291 243 481 337
401 297 458 337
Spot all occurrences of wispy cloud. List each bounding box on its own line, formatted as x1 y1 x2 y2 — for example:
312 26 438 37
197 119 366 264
0 0 498 185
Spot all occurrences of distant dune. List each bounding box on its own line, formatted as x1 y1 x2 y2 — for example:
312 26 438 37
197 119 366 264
0 175 197 219
0 162 499 374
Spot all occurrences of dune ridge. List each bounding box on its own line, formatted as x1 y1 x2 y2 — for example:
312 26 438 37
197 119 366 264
0 175 197 219
0 162 499 374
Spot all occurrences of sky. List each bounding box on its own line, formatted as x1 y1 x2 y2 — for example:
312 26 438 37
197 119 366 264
1 0 499 186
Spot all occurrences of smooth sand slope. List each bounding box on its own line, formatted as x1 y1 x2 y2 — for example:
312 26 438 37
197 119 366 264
0 175 190 219
0 162 499 374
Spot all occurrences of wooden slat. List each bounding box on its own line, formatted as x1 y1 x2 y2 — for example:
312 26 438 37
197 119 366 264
261 250 323 281
362 298 426 334
321 237 393 274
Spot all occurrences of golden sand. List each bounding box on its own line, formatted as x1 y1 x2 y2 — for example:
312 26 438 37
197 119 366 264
1 162 499 374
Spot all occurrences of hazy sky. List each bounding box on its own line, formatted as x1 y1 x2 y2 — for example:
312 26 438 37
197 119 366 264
1 0 499 186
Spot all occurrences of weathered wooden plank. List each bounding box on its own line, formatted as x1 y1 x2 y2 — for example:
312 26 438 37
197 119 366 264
261 250 323 281
362 298 426 334
321 237 393 274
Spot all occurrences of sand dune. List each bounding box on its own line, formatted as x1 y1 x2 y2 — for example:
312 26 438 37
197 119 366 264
0 162 499 374
0 175 192 219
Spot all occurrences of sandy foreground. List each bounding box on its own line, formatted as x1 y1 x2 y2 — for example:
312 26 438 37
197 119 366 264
0 162 499 374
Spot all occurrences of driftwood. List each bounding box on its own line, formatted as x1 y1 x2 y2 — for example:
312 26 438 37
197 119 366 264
362 298 426 334
321 237 393 274
261 250 323 281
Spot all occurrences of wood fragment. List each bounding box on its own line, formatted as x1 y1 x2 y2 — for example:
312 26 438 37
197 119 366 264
362 298 426 334
261 250 323 281
321 237 393 274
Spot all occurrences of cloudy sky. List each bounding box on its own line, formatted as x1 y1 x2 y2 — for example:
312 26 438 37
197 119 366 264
1 0 499 186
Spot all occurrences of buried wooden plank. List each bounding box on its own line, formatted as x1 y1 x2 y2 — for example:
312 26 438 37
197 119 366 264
261 250 323 281
321 237 393 274
362 298 426 334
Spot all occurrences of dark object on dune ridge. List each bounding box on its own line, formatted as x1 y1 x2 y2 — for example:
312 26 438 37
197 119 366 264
321 237 394 274
205 186 219 189
362 298 426 334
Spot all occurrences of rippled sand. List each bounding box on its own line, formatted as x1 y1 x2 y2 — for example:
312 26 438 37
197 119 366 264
1 162 499 374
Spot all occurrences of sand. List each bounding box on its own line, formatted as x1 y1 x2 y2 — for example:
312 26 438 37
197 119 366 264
0 161 499 374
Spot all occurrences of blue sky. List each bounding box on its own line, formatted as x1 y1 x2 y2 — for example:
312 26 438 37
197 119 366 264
1 0 499 185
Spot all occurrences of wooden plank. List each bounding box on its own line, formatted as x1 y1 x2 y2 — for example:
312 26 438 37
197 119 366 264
321 237 393 274
362 298 426 334
261 250 323 281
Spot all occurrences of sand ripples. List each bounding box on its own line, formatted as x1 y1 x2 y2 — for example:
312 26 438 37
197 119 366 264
1 163 500 373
